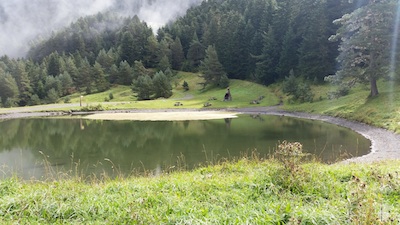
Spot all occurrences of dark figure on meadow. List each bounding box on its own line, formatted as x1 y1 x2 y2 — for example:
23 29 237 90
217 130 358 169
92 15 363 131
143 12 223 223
224 88 232 101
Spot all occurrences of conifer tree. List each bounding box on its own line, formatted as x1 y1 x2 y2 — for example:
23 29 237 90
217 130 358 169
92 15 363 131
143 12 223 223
330 0 397 97
153 71 172 98
199 45 229 88
132 75 153 100
171 37 185 70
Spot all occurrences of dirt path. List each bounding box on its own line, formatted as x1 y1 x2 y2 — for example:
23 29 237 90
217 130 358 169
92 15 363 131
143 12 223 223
1 105 399 163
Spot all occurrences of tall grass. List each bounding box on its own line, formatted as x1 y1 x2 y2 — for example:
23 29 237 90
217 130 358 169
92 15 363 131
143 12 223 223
0 145 399 224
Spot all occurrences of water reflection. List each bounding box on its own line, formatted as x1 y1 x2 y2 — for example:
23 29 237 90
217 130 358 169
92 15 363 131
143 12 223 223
0 115 370 179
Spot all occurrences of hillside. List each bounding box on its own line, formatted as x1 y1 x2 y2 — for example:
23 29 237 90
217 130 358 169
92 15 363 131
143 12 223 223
0 0 374 109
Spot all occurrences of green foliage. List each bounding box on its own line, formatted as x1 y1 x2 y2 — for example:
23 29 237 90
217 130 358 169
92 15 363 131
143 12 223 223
153 71 173 98
80 104 104 111
199 45 229 88
331 0 397 97
46 88 59 104
282 73 314 103
182 80 189 91
0 71 19 106
63 96 71 104
132 75 153 100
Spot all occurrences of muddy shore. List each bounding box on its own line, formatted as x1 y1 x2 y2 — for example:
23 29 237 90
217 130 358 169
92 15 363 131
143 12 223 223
1 107 399 163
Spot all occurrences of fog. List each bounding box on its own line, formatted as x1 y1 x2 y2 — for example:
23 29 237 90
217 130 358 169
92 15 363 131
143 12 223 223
0 0 203 58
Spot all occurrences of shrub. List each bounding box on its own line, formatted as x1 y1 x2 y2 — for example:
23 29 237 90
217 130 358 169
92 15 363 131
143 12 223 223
63 96 71 103
81 104 104 111
282 74 314 103
182 80 189 91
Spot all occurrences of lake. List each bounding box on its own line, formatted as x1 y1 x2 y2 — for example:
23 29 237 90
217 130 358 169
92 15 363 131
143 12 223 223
0 114 370 180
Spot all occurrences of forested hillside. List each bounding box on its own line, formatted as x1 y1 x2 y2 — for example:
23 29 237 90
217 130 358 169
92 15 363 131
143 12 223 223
1 0 395 108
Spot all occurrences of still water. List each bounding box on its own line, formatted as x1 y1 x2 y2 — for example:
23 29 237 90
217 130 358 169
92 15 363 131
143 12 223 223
0 115 370 179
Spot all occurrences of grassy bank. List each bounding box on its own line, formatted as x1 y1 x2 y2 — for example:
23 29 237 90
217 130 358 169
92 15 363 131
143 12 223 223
282 80 400 133
1 158 399 224
66 71 280 110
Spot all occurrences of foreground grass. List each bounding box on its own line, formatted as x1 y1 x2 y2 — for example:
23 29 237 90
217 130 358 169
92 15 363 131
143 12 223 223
1 159 399 224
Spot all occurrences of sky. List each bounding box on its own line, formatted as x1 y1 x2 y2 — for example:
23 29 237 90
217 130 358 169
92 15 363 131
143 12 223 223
0 0 203 58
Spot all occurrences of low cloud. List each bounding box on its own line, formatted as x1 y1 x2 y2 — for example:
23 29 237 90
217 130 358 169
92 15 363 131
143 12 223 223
0 0 203 58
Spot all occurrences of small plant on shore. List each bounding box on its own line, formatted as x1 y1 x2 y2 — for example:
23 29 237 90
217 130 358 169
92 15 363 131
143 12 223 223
275 140 309 173
81 104 104 111
271 140 312 198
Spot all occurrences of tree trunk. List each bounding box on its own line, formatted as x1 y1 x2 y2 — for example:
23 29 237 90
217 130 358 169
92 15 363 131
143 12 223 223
369 77 379 97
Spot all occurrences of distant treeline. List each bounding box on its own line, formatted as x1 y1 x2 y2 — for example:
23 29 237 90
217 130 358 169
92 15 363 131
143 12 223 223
0 0 369 107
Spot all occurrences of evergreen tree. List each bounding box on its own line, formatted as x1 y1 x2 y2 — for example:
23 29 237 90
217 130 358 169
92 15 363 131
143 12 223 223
59 72 74 96
296 0 332 82
79 59 93 94
65 57 80 88
199 45 229 88
46 88 59 103
171 37 185 70
132 61 148 80
14 61 33 106
96 48 116 73
186 34 205 71
143 35 159 68
330 0 397 97
120 31 135 65
0 69 19 107
254 27 280 85
153 71 173 98
47 52 62 76
276 26 298 78
118 61 133 85
109 64 120 84
158 55 171 72
132 75 153 100
92 62 109 92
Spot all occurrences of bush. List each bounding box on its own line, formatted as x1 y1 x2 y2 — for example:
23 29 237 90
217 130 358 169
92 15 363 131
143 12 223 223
182 80 189 91
282 74 314 103
109 92 114 100
327 85 350 100
81 104 104 111
63 96 71 103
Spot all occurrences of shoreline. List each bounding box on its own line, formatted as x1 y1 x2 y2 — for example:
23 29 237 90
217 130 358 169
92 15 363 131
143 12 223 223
1 107 400 163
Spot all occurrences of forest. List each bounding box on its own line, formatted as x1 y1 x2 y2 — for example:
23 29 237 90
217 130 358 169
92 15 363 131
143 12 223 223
0 0 398 107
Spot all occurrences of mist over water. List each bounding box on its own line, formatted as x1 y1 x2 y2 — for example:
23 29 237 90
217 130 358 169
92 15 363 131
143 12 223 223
0 0 203 58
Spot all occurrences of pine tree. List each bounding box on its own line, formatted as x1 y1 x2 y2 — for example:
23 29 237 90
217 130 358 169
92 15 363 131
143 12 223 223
186 34 205 72
254 27 279 85
199 45 229 88
118 61 133 85
132 75 153 100
120 31 135 65
92 62 109 92
171 37 185 70
0 69 19 107
59 71 74 96
330 0 396 97
132 61 148 80
153 71 173 98
14 61 33 106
